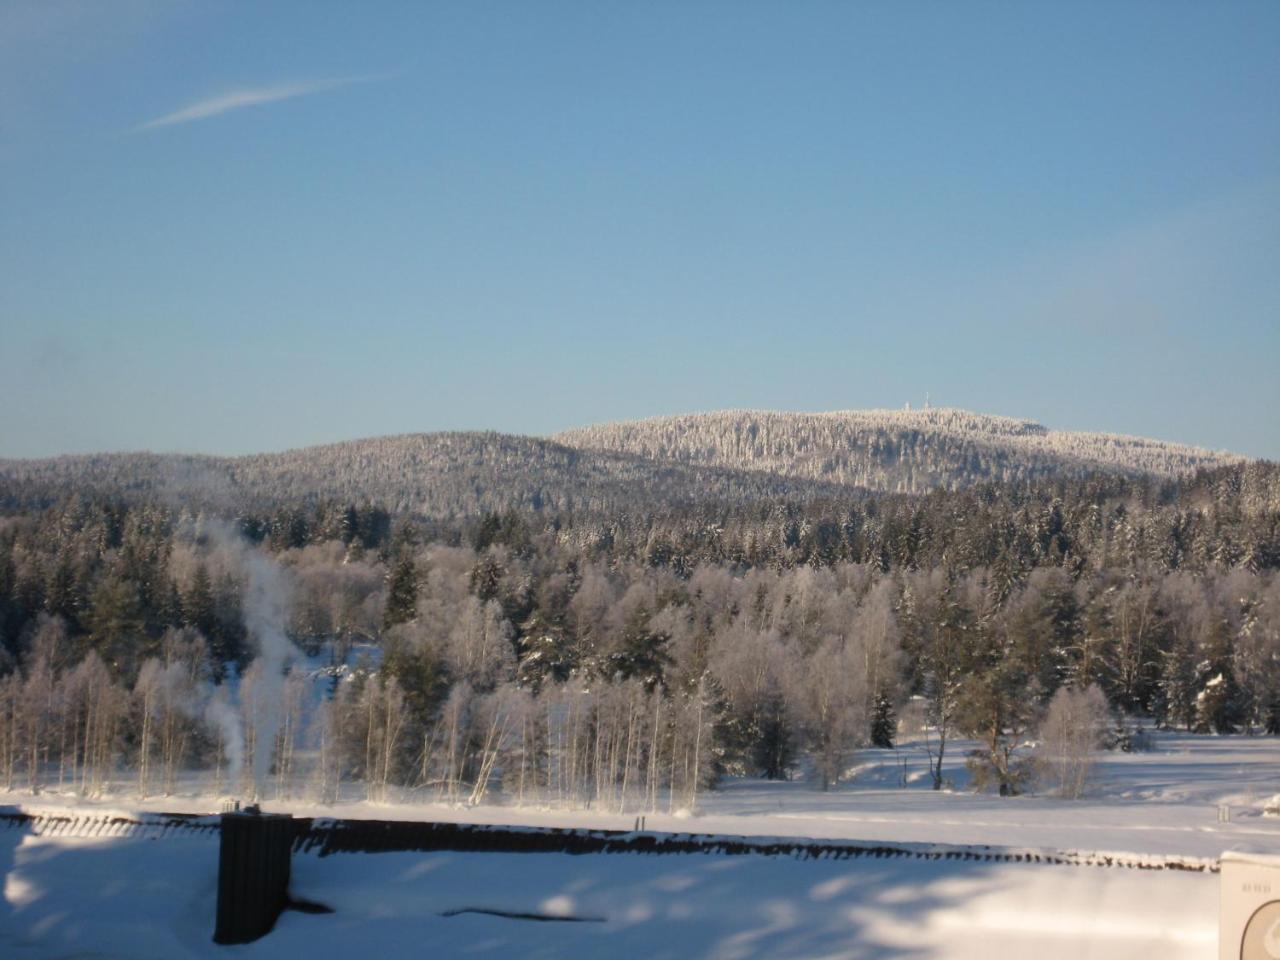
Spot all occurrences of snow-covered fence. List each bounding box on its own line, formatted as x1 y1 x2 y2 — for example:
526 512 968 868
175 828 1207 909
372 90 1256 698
0 806 1222 875
0 806 219 839
289 818 1220 873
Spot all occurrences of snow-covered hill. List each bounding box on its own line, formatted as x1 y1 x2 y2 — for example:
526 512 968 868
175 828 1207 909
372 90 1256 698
0 408 1247 516
555 408 1243 494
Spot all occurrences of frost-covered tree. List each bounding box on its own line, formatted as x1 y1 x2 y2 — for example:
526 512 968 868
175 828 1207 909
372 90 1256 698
919 573 973 790
1037 684 1109 799
708 621 792 779
787 635 870 790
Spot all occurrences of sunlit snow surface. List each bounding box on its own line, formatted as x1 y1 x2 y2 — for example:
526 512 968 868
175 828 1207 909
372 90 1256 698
1 732 1275 959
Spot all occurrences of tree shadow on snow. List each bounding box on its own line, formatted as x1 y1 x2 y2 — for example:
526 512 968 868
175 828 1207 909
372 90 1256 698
282 846 1019 960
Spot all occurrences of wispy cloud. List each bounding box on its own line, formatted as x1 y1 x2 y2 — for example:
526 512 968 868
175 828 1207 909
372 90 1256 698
134 75 372 131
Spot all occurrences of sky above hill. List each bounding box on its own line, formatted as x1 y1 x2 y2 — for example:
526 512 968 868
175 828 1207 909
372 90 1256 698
2 1 1277 459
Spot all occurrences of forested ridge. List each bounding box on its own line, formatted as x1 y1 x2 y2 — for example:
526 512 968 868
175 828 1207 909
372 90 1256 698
0 432 861 518
0 408 1245 519
0 427 1274 806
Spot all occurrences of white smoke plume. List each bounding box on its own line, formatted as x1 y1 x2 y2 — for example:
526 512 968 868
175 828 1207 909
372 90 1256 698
241 548 294 798
204 692 244 785
200 519 298 801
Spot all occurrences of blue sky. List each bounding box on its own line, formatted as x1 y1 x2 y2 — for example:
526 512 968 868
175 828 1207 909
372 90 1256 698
2 0 1277 459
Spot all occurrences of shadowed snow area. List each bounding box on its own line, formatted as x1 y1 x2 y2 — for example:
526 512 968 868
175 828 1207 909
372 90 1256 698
0 832 1218 959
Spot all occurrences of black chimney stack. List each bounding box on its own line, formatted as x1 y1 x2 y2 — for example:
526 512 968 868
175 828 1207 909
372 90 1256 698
213 809 295 944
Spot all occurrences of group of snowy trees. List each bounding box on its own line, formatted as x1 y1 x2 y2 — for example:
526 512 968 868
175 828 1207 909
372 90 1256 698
0 459 1276 805
0 616 204 798
0 541 1274 805
309 671 713 812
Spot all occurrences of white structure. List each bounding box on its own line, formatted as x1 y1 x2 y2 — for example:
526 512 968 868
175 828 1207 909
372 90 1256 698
1220 850 1280 960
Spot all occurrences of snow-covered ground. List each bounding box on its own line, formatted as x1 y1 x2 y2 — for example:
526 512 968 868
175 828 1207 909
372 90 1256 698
1 731 1275 958
0 829 1219 959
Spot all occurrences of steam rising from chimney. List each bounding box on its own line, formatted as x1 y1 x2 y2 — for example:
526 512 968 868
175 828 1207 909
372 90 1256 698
201 519 297 801
241 548 293 798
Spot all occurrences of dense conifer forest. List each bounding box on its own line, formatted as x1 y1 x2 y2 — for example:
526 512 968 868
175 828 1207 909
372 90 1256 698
0 419 1275 806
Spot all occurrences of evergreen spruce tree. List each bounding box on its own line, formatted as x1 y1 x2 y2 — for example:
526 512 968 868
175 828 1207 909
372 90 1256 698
515 612 575 690
212 571 248 676
469 553 503 603
341 504 360 545
383 552 419 630
84 570 145 675
1194 673 1235 734
156 576 184 632
380 625 447 735
1195 609 1241 733
1157 634 1197 730
182 564 217 638
472 513 502 553
609 604 672 690
870 689 896 748
44 557 79 627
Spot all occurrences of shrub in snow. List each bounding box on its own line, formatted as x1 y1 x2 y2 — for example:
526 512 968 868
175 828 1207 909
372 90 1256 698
1036 684 1109 799
965 743 1035 796
1106 713 1153 753
1128 725 1154 753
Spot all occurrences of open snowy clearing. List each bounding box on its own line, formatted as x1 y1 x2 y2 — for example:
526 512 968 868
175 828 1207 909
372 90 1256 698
4 730 1274 860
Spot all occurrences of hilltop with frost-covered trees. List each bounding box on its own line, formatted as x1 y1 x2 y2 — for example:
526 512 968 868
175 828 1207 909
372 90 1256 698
555 408 1242 494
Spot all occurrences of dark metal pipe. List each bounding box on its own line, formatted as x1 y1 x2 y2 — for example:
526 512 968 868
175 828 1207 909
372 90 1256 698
213 811 295 945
